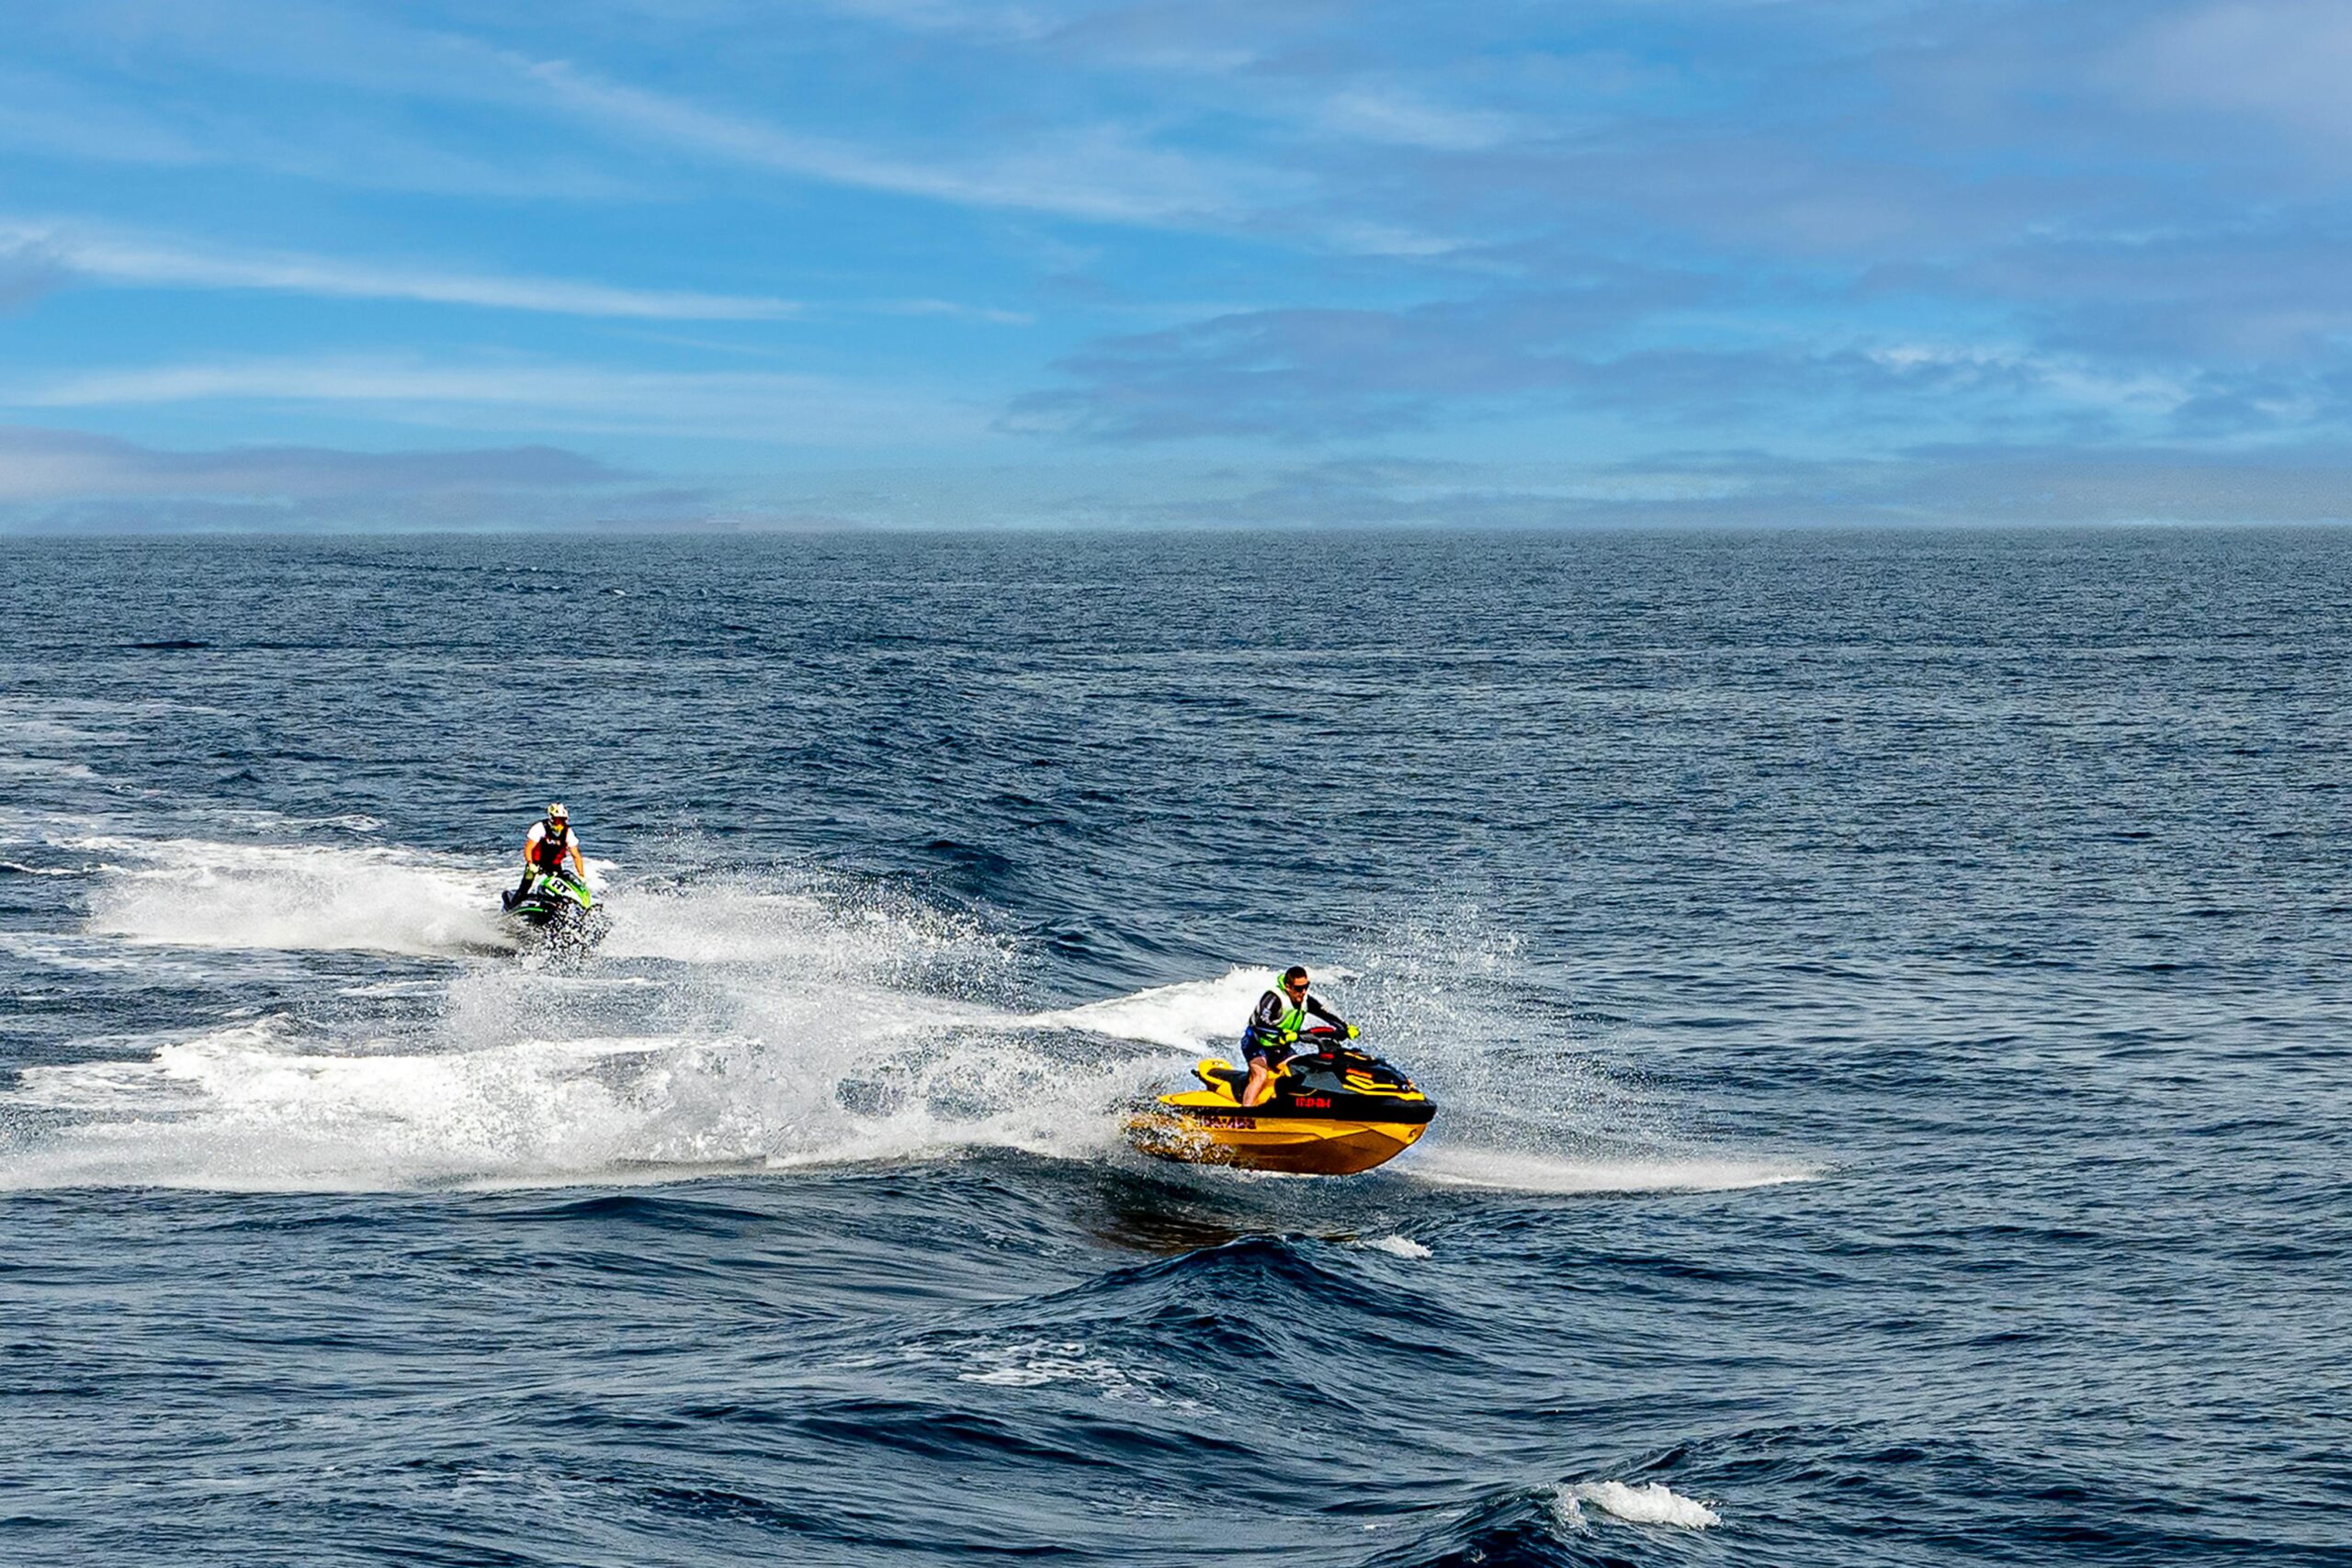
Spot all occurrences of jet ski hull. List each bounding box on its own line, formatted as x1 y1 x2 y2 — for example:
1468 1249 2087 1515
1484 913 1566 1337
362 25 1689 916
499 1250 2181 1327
1127 1101 1430 1176
1125 1051 1435 1176
503 868 608 950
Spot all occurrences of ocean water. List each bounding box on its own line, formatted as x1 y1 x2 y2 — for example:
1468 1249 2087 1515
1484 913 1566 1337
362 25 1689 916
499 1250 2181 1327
1 527 2346 1566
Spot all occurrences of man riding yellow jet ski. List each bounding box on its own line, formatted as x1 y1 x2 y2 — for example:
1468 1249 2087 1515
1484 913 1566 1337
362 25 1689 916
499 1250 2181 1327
1125 967 1436 1175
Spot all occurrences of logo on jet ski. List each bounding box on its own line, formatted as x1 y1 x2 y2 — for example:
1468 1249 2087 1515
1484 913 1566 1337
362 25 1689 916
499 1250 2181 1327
1126 1041 1437 1175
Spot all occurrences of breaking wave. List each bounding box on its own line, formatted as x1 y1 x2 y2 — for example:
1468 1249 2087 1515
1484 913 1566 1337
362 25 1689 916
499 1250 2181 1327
1555 1479 1723 1529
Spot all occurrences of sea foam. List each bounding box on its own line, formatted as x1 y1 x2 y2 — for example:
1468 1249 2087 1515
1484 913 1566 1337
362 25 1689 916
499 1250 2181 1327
7 837 1799 1197
1409 1145 1820 1194
1556 1480 1721 1529
83 836 511 957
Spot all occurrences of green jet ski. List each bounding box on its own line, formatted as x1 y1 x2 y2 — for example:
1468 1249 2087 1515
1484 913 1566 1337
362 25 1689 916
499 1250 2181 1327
501 865 609 951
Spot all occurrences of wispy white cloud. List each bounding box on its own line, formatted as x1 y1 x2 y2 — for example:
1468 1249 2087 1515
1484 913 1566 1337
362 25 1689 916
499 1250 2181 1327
15 0 2352 514
865 298 1036 324
515 57 1469 254
0 64 210 166
521 57 1275 227
0 59 627 197
0 422 708 532
0 238 71 309
801 0 1055 42
12 355 993 446
40 0 520 105
0 423 628 502
606 78 1463 266
1315 86 1522 152
0 219 797 320
802 0 1281 68
12 5 1438 247
1003 280 2230 445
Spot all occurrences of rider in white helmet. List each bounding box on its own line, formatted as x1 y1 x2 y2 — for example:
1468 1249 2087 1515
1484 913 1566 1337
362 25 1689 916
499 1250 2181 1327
504 803 588 908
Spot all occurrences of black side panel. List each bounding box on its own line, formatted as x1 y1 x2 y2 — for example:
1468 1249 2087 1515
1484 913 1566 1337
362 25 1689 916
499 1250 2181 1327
1179 1093 1436 1126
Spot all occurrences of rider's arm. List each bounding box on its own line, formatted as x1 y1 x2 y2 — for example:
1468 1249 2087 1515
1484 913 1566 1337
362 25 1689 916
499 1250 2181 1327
1306 995 1348 1030
523 824 547 866
567 838 587 877
1247 990 1284 1039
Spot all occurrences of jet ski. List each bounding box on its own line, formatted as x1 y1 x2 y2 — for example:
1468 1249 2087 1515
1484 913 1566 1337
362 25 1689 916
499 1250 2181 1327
1125 1031 1435 1176
501 865 609 951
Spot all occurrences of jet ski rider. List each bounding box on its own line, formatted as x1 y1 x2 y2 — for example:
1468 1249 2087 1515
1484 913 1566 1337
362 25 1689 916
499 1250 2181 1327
1240 965 1359 1107
505 802 588 909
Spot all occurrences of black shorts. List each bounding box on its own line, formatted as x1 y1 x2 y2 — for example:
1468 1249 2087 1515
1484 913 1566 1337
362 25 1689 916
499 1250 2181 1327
1241 1034 1294 1067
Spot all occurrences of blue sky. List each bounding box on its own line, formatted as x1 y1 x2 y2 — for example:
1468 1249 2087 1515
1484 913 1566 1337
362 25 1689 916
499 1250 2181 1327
4 0 2351 530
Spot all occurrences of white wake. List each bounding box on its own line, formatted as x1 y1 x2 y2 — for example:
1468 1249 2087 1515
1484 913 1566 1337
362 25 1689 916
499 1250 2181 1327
1 840 1809 1197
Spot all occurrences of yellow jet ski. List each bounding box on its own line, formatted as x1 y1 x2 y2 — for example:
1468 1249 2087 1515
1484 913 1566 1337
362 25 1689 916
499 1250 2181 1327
1125 1035 1436 1176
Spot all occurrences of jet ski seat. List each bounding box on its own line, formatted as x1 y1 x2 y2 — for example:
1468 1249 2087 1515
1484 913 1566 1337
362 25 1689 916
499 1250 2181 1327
1194 1062 1250 1097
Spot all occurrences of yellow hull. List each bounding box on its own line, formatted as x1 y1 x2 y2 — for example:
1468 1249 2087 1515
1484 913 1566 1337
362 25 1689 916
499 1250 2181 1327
1125 1058 1435 1176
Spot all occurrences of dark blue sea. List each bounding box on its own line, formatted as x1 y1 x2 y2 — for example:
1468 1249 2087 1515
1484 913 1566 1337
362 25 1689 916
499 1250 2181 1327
2 528 2346 1566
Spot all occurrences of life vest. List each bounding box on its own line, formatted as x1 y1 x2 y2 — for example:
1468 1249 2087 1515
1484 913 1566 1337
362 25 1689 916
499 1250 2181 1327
528 821 571 870
1256 989 1308 1040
